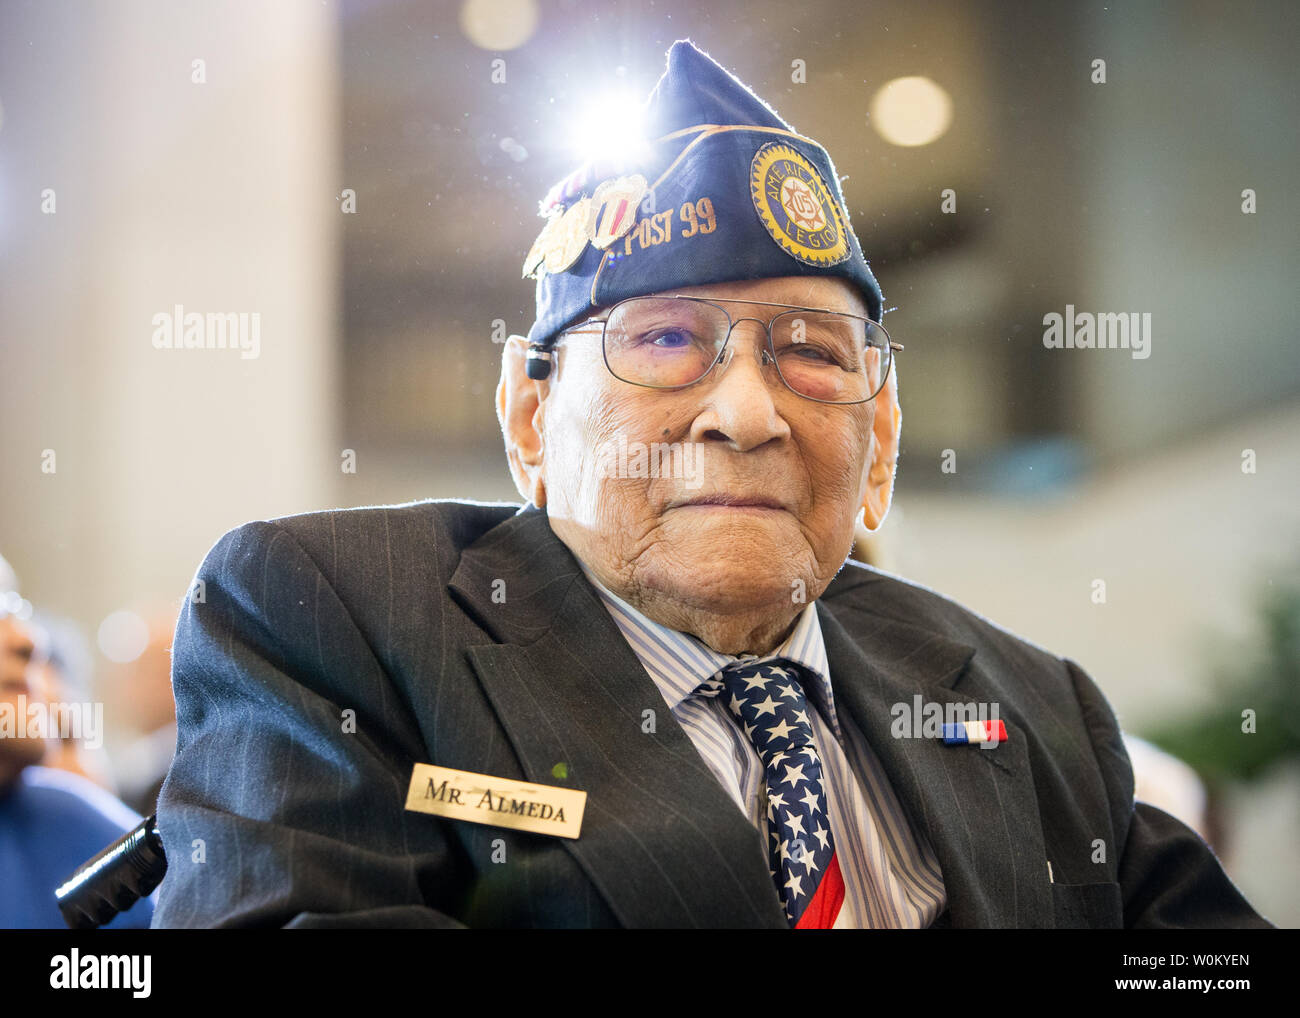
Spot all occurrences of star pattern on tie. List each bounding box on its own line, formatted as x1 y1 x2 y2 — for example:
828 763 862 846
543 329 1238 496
697 658 842 928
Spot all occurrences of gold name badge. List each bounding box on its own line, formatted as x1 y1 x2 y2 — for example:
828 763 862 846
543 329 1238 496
405 763 587 840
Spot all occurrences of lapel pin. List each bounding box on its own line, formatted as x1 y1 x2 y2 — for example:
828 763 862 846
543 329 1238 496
941 720 1007 745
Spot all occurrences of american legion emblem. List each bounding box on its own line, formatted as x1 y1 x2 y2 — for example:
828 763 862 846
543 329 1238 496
749 142 850 267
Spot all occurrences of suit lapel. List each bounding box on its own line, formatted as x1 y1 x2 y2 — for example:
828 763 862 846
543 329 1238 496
817 573 1054 928
448 506 786 928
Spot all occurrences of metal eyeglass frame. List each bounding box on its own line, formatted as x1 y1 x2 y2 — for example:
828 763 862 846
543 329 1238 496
552 294 903 405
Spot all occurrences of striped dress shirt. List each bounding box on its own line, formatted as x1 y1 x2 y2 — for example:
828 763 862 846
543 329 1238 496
579 564 947 928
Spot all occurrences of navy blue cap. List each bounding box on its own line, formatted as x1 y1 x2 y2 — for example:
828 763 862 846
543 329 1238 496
524 40 883 350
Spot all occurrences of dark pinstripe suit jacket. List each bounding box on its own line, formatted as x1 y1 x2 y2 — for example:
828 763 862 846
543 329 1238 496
152 500 1269 928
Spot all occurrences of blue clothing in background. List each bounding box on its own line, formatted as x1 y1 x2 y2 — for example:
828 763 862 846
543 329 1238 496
0 765 154 929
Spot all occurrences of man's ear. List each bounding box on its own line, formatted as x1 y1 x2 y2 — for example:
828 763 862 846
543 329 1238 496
860 358 901 531
496 335 548 507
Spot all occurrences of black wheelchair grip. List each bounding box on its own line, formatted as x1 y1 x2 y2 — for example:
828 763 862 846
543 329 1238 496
55 814 168 930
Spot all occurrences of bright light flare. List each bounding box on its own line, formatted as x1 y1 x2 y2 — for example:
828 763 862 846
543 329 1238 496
568 93 652 168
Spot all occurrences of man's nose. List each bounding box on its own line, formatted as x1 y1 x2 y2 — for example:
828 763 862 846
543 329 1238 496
687 320 792 451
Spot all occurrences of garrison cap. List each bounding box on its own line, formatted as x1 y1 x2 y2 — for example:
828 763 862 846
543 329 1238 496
522 39 883 373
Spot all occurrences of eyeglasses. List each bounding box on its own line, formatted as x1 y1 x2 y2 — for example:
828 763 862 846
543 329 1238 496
559 295 901 404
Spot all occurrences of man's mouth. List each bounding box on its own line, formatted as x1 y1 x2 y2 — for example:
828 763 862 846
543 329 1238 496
670 494 787 511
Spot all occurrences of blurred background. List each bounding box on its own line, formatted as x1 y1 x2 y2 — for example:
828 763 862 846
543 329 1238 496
1 0 1296 925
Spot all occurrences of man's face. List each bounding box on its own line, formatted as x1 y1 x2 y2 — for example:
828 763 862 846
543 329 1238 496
0 615 47 777
532 275 894 636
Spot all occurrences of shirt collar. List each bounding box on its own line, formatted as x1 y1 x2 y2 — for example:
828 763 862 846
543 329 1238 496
578 561 842 738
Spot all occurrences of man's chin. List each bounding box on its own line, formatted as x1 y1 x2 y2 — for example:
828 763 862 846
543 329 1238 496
640 540 809 609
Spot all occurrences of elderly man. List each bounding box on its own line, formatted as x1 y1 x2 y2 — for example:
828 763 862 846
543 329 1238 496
152 41 1267 928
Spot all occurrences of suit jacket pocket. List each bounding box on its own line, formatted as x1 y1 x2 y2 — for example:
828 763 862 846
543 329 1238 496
1052 881 1123 929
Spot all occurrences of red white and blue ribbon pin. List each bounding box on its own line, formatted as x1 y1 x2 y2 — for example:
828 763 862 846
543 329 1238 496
941 720 1008 745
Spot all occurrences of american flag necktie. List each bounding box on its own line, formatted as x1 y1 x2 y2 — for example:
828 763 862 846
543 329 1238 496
696 658 846 929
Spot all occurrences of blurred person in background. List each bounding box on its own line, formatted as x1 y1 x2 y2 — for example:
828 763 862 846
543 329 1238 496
31 615 116 793
0 553 152 928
